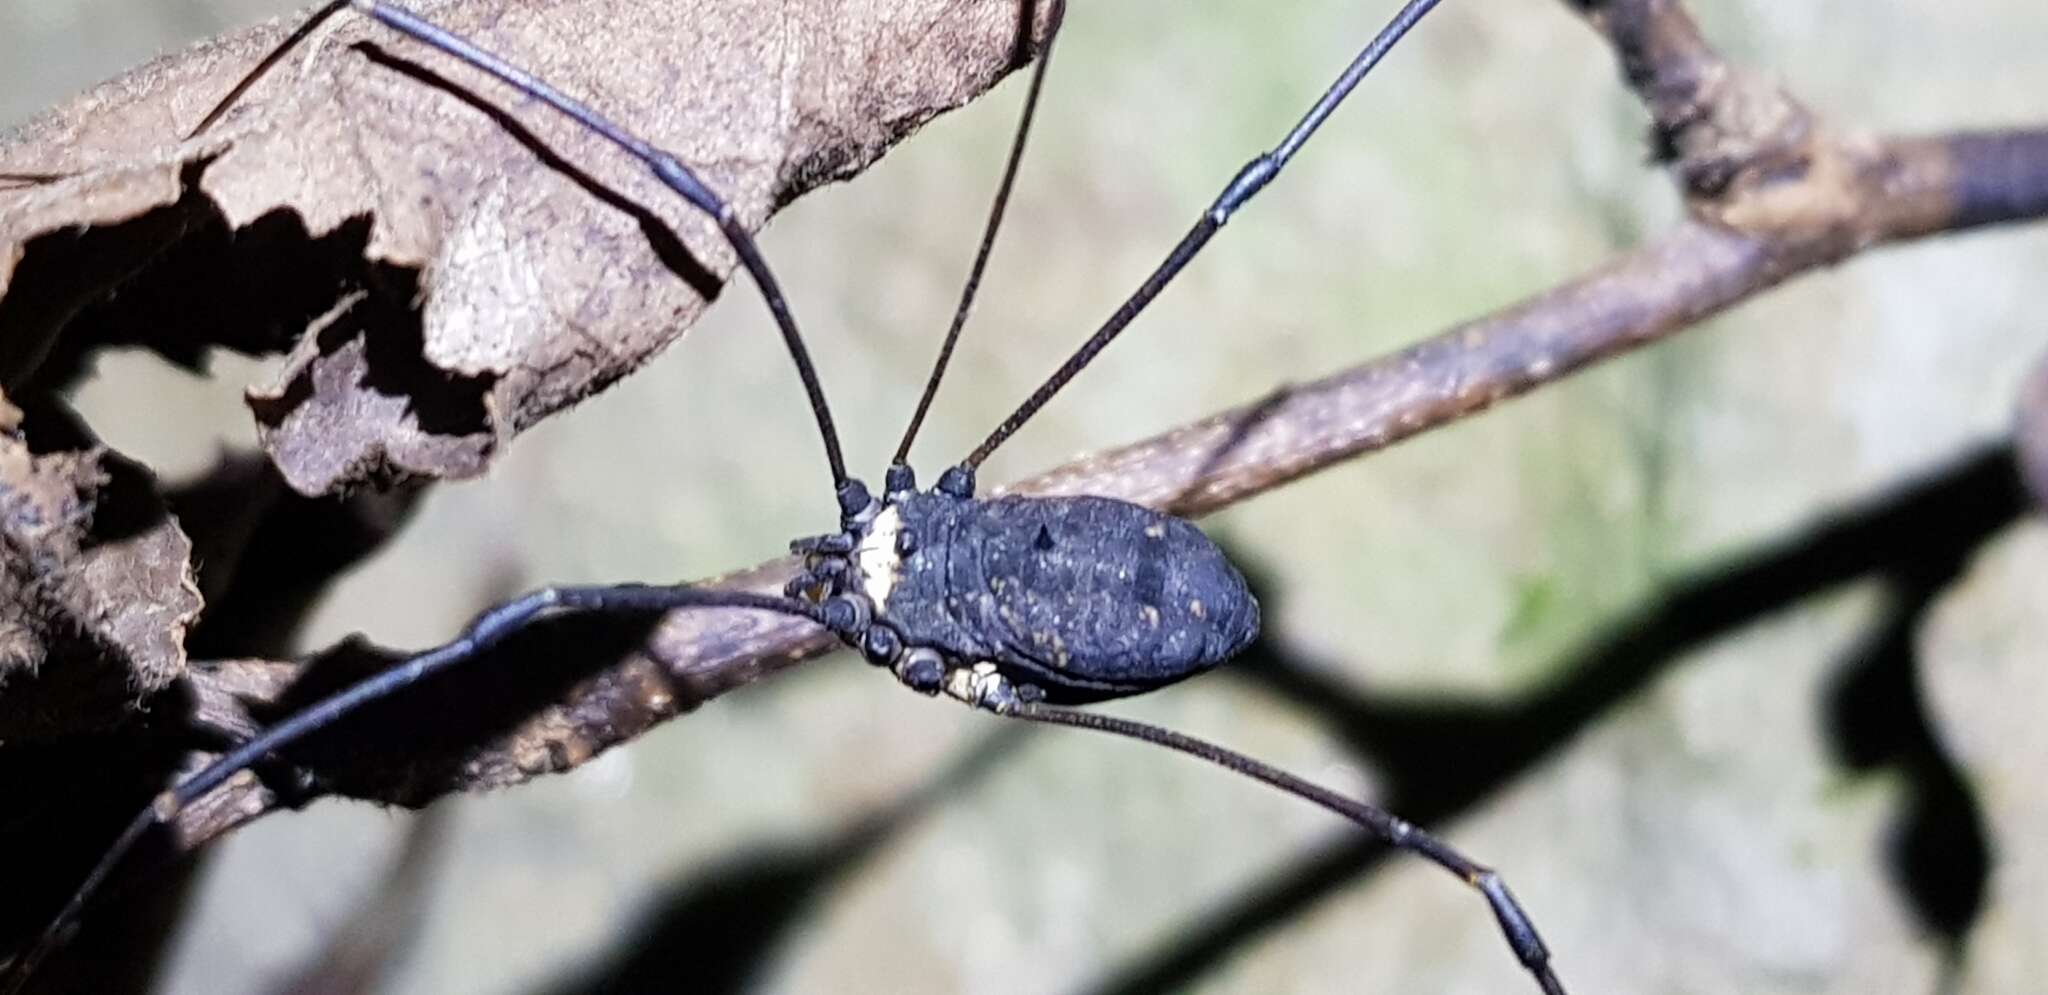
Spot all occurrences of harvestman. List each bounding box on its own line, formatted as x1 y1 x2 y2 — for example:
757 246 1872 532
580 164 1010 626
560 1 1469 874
2 0 1566 991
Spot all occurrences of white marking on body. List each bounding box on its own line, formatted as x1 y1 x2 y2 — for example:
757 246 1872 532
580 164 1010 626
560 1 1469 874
854 505 905 608
944 661 1011 710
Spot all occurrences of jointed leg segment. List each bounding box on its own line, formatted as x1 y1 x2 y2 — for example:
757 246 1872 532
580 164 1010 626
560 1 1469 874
0 583 825 995
1002 701 1566 995
3 2 1576 993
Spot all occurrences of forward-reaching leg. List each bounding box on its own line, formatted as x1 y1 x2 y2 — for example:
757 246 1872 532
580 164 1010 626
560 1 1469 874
192 0 855 493
0 584 836 995
1002 700 1566 995
959 0 1445 470
890 0 1066 470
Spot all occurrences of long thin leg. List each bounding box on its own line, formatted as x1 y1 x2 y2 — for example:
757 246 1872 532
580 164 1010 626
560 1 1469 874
188 0 353 138
0 584 831 995
193 0 852 490
1003 701 1566 995
890 0 1065 468
961 0 1446 469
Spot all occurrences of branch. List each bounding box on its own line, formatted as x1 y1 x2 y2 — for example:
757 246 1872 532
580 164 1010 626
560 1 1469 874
10 0 2048 875
164 122 2048 849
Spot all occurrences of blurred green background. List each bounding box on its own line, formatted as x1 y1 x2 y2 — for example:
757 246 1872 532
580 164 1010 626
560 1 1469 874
5 0 2047 992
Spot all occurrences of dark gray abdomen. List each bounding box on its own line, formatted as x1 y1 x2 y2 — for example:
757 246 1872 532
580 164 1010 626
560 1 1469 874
880 492 1259 703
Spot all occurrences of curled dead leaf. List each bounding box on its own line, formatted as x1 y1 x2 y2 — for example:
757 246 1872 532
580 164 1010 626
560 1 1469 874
0 403 202 741
0 0 1046 495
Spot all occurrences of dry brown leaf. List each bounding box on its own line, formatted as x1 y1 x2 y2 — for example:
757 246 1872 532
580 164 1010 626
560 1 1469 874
0 404 202 741
0 0 1044 494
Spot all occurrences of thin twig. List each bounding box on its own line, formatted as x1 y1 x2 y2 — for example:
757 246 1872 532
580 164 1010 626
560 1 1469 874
162 113 2048 849
13 0 2048 868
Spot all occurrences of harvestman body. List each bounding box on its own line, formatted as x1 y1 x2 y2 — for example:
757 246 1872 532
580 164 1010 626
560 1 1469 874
2 0 1567 992
800 464 1260 707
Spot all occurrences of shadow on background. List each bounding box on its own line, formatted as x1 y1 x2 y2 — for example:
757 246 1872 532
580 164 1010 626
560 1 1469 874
472 442 2027 995
1 436 424 995
1824 525 1995 980
1083 442 2021 995
266 808 453 995
526 729 1025 995
140 443 2022 995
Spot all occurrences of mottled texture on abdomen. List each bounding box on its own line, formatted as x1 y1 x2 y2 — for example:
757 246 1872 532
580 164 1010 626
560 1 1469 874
880 492 1258 702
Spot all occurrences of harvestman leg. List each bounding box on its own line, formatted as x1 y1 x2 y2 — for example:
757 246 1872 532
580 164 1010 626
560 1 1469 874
4 0 887 980
336 0 1565 990
889 0 1064 466
190 0 861 496
4 2 1570 993
1005 705 1563 994
0 586 837 993
954 0 1444 470
908 0 1566 990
